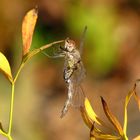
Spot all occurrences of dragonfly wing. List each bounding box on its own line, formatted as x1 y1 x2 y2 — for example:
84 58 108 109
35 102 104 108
41 51 65 58
71 85 85 108
71 61 86 85
41 45 65 58
79 26 87 55
53 45 64 55
77 62 86 83
70 62 86 108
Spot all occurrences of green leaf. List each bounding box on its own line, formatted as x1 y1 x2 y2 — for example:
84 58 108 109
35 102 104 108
0 52 13 82
101 97 123 136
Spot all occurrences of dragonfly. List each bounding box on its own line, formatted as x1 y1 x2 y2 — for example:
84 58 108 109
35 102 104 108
42 26 87 118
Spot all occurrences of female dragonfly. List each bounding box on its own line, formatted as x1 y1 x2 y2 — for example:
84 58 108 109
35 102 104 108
43 26 87 118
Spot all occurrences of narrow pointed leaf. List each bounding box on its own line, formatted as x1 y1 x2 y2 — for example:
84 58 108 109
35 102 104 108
0 52 13 82
80 106 93 128
101 97 123 136
80 97 105 129
123 84 135 134
123 80 140 135
22 7 38 55
134 80 140 111
81 98 112 130
84 97 102 125
90 124 121 140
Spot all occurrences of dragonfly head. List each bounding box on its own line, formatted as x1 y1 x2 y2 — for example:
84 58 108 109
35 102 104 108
64 38 76 52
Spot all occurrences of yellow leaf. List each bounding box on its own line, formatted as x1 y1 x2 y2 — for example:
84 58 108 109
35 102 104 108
90 137 96 140
134 80 140 111
90 123 121 140
84 97 102 125
101 97 123 136
123 80 140 135
123 85 135 135
0 52 13 82
22 7 38 55
80 106 93 128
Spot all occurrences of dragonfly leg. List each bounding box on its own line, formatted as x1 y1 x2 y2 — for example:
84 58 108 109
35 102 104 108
53 46 64 55
41 51 65 58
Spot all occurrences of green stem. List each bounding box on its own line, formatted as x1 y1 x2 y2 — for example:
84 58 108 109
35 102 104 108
8 83 15 135
5 40 64 139
7 62 24 136
14 62 24 83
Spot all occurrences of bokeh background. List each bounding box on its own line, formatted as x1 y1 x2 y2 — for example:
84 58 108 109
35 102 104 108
0 0 140 140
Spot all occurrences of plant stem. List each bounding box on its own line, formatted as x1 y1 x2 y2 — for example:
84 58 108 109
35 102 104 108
40 40 64 51
0 130 7 137
8 135 13 140
7 62 24 137
0 129 13 140
122 134 128 140
5 40 64 139
14 63 24 83
8 83 15 135
123 106 127 136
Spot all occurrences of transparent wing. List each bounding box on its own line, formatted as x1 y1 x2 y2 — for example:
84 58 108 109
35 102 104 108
41 45 65 58
70 62 86 108
41 51 65 58
69 27 87 108
71 61 86 85
53 45 64 55
71 85 85 108
79 26 87 55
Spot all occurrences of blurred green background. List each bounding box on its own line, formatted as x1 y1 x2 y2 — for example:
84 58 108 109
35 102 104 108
0 0 140 140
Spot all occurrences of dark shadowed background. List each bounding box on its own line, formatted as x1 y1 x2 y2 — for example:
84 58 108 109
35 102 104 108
0 0 140 140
